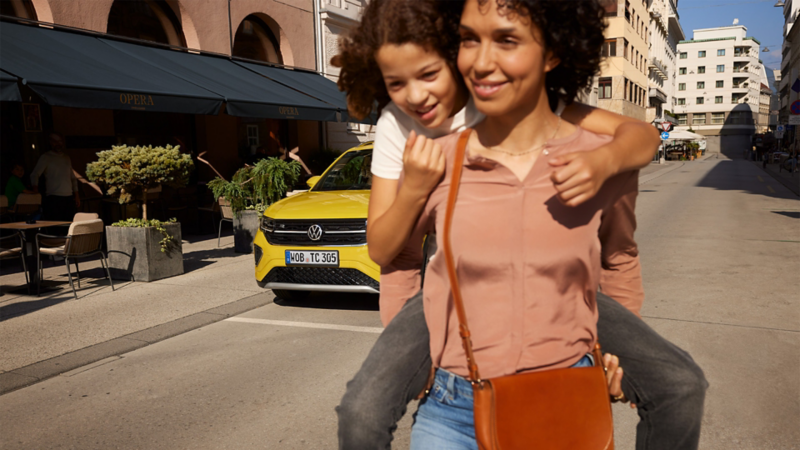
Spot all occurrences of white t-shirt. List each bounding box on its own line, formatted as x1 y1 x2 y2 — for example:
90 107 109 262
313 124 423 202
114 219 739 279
371 98 566 180
371 98 484 180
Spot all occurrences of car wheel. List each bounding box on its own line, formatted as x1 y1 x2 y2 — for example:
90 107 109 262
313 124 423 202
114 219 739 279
272 289 310 301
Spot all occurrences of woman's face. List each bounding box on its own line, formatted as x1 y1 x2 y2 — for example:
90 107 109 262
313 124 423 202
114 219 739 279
375 43 463 129
457 0 559 118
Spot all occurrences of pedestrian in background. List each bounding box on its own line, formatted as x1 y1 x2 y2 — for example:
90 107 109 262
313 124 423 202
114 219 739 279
4 163 36 208
30 132 80 221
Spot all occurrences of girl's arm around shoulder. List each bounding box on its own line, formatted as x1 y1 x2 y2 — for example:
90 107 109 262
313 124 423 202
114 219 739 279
549 102 660 207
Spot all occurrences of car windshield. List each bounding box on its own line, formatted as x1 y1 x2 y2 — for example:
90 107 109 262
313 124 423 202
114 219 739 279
313 150 373 191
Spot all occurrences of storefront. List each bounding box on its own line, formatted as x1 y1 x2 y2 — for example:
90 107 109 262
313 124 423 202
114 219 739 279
1 18 359 231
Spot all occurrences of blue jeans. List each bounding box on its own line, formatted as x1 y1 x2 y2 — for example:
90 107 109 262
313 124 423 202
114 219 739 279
337 292 708 450
410 356 594 450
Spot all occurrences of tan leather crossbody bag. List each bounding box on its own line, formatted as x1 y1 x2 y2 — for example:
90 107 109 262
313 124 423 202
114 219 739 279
441 129 615 450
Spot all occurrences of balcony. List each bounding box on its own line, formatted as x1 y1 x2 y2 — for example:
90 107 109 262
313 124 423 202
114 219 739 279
648 57 668 80
733 67 749 73
649 87 667 104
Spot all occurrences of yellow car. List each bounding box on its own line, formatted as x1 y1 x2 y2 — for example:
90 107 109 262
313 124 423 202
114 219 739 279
254 142 379 300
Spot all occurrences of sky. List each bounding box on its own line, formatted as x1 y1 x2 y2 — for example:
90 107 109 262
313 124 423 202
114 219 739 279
677 0 785 70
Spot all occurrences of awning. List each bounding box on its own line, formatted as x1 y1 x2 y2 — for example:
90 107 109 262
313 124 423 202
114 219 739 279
101 38 341 122
1 70 21 102
0 21 349 121
0 21 223 114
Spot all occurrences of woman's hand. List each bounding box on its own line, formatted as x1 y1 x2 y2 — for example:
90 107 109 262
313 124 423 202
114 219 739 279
548 146 618 207
603 353 636 409
401 130 445 199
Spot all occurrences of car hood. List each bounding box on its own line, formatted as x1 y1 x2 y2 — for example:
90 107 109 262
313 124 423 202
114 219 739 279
265 190 370 219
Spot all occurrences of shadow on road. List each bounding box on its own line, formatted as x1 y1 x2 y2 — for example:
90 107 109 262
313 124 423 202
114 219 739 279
274 292 379 312
182 246 243 273
695 159 797 200
771 211 800 219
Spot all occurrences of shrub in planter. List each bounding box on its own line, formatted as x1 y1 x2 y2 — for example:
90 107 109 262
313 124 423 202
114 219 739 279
87 145 193 281
208 158 301 253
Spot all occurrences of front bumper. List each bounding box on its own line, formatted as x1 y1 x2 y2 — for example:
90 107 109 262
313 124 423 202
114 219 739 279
254 230 380 293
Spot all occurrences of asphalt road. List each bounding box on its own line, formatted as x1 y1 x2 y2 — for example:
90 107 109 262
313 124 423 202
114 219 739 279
1 153 798 449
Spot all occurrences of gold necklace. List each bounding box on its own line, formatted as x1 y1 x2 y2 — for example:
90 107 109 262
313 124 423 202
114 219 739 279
481 117 562 157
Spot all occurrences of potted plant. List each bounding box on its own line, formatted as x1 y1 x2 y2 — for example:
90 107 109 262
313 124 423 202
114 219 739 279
208 157 301 253
87 144 193 281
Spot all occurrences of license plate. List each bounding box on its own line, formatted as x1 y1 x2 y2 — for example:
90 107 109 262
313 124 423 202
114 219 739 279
285 250 339 266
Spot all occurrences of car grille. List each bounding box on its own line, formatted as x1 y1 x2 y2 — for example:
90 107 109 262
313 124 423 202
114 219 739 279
265 219 367 246
262 267 379 290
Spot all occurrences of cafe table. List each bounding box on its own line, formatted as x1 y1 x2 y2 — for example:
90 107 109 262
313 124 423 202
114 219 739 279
0 221 71 292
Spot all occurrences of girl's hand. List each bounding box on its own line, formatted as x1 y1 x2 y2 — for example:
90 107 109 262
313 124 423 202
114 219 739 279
401 130 446 198
603 353 636 409
548 146 618 207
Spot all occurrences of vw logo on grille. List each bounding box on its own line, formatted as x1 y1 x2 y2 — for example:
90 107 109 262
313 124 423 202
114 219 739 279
307 224 323 241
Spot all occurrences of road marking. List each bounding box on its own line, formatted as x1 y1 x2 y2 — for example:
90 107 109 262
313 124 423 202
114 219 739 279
757 176 764 182
224 317 383 334
767 185 776 193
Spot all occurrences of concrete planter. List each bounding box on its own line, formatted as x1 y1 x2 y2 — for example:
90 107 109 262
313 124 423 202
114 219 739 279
234 210 260 254
106 223 184 282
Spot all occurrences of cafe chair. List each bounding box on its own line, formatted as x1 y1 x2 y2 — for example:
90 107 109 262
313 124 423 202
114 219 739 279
0 231 30 293
0 195 8 216
12 193 41 220
217 197 234 247
35 219 114 299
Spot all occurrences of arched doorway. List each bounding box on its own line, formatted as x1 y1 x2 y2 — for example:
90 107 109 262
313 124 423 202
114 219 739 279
106 0 186 47
233 15 283 64
0 0 37 19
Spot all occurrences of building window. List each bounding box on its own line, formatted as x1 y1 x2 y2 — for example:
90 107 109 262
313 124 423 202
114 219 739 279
716 65 725 73
678 83 686 91
697 82 705 89
246 125 259 147
717 49 726 56
599 78 612 99
679 67 687 75
680 52 687 59
677 114 688 125
712 112 725 124
625 0 631 22
604 1 617 16
602 39 617 57
715 96 723 104
624 39 629 59
677 98 686 105
698 66 706 74
698 51 706 58
696 97 704 105
693 114 707 125
716 80 724 88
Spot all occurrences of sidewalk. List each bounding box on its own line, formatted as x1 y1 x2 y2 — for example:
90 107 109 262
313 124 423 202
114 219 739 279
0 233 273 394
752 160 800 196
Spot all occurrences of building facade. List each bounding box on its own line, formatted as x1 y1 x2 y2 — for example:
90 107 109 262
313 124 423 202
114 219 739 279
595 0 652 121
315 0 374 150
646 0 683 124
674 26 764 153
779 0 800 146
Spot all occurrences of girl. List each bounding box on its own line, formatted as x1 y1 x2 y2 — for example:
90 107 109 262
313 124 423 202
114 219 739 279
333 0 707 449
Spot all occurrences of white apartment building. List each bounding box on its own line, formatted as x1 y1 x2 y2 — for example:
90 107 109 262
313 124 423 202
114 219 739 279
647 0 684 124
314 0 375 150
674 25 764 153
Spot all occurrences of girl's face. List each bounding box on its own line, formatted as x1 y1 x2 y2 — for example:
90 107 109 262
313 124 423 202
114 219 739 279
457 0 559 118
375 43 463 129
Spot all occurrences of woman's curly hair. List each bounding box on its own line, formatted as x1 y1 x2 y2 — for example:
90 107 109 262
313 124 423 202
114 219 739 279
331 0 463 120
479 0 608 105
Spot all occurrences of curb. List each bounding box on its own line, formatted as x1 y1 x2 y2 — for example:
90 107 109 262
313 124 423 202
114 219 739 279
0 293 274 396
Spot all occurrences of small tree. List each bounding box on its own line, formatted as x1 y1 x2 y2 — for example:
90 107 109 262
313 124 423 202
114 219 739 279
208 157 301 215
87 144 194 220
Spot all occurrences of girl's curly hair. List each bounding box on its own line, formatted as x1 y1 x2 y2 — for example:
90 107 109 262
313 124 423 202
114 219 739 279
331 0 463 120
478 0 608 105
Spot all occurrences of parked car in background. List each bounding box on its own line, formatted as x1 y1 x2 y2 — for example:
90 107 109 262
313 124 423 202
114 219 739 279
254 142 378 300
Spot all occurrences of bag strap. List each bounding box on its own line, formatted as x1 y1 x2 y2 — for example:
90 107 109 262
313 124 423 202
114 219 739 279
443 129 482 383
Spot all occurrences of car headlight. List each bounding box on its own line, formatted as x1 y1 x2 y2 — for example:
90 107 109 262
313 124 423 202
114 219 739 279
260 216 275 234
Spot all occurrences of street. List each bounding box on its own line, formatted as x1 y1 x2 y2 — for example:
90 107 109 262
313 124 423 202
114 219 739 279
1 152 798 449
